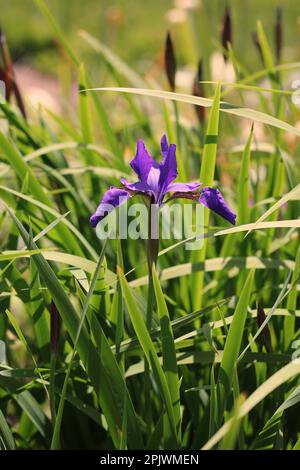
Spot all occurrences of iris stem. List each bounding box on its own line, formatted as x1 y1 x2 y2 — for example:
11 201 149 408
144 204 159 433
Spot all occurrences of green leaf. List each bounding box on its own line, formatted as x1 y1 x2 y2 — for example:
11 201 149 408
0 185 97 260
152 265 181 445
200 83 221 186
203 361 300 450
51 238 109 449
253 385 300 449
84 87 300 138
34 0 121 157
79 31 147 89
219 395 244 450
284 246 300 349
192 83 221 309
0 410 16 450
7 208 142 450
118 267 179 448
13 390 51 439
0 132 85 258
245 183 300 238
237 124 253 224
217 269 255 420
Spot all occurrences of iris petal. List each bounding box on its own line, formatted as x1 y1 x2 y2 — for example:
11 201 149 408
160 134 169 161
130 139 158 183
90 187 130 227
120 178 150 193
199 187 236 225
146 166 161 200
167 181 202 192
157 143 177 202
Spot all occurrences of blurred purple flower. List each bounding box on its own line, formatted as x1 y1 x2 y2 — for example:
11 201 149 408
90 135 236 227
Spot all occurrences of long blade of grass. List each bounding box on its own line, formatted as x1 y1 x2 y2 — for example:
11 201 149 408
192 83 221 309
202 361 300 450
34 0 121 157
245 183 300 237
0 185 97 260
7 208 142 449
217 269 255 421
83 87 300 137
152 265 181 445
50 237 108 449
118 267 179 448
0 410 16 450
237 124 253 224
0 132 85 257
284 246 300 349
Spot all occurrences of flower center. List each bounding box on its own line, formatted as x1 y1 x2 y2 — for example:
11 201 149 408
147 166 161 201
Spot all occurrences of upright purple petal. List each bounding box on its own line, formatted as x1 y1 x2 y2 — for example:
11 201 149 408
199 187 236 225
146 166 161 201
167 181 202 193
90 187 130 227
130 139 158 183
160 134 169 161
157 143 177 202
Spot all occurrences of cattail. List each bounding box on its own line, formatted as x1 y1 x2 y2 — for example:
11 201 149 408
0 27 12 101
274 7 283 63
50 301 61 355
0 25 26 118
252 31 264 64
164 31 177 92
192 60 205 124
256 300 272 352
221 7 232 61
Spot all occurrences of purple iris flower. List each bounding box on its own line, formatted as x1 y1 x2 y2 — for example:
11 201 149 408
90 135 236 227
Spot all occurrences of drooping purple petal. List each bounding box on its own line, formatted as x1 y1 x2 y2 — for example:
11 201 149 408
90 187 130 227
167 181 202 193
130 139 158 183
199 187 236 225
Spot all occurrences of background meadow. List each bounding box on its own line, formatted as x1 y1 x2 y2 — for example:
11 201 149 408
0 0 300 450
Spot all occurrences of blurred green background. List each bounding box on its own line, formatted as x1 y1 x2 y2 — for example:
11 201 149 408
0 0 299 75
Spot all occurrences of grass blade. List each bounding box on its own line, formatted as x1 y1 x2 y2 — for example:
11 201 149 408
203 361 300 449
152 265 181 445
50 238 108 449
118 266 179 448
83 87 300 137
0 410 16 450
217 269 255 421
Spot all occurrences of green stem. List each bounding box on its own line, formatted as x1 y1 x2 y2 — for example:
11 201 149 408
144 204 159 433
49 352 58 426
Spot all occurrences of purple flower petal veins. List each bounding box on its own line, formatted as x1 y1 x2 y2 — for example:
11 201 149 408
90 135 237 227
199 187 236 225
